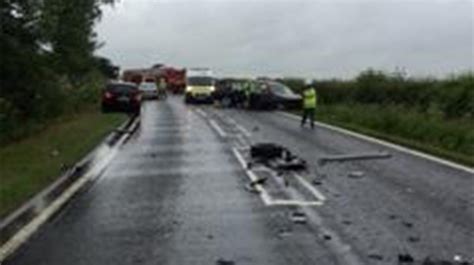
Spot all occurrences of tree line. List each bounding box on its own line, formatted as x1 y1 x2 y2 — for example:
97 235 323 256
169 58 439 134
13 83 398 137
0 0 119 143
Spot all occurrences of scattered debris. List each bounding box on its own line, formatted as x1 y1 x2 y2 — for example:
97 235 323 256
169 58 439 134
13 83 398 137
421 256 473 265
207 234 214 240
252 126 259 132
407 236 420 243
318 152 391 166
402 221 414 229
342 220 352 226
249 143 307 173
250 177 268 187
368 254 384 261
388 214 398 220
347 171 364 179
277 228 292 238
216 258 235 265
398 254 415 263
312 179 323 186
322 234 332 241
291 211 307 224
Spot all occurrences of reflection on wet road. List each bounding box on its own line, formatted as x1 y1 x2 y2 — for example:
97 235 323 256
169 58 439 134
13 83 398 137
5 97 474 265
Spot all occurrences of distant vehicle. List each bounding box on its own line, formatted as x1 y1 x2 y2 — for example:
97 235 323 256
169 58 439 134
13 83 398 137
249 80 302 110
214 79 246 108
139 82 158 99
159 67 186 94
101 82 141 114
184 68 215 104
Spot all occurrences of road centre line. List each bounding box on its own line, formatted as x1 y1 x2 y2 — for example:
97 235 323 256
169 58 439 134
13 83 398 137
226 116 252 138
209 119 227 138
232 148 272 206
277 111 474 174
194 108 208 118
232 148 324 207
294 174 327 202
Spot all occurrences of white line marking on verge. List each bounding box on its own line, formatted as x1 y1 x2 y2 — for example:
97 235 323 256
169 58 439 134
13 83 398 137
209 119 227 138
277 111 474 174
0 128 129 262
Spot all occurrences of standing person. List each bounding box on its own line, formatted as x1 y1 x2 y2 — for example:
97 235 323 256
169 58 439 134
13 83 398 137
157 77 167 99
301 82 317 129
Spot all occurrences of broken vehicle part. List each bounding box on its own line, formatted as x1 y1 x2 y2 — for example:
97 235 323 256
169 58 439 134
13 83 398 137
318 152 392 166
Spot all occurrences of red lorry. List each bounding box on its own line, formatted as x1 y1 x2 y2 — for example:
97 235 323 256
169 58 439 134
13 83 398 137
159 67 186 94
122 66 186 94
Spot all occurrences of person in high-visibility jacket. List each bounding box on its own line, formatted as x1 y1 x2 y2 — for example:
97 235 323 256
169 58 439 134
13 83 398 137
301 84 317 129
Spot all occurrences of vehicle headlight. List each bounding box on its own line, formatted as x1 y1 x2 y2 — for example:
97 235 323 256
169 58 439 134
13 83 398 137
210 86 216 92
186 86 193 92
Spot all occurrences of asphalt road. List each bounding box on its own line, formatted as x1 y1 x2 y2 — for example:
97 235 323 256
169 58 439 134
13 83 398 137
5 97 474 265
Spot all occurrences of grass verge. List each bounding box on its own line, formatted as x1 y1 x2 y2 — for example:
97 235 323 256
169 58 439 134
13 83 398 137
295 104 474 167
0 110 127 218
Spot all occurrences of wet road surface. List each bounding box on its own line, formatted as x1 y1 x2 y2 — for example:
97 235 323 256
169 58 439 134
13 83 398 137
5 97 474 264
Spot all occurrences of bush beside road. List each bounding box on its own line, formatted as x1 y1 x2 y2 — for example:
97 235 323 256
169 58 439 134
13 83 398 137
0 110 127 218
312 104 473 167
282 70 474 167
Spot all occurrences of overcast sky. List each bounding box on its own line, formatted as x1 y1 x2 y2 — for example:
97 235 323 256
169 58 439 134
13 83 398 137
96 0 473 78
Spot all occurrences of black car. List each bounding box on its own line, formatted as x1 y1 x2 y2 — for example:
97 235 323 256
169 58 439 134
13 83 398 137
248 81 302 110
101 82 141 114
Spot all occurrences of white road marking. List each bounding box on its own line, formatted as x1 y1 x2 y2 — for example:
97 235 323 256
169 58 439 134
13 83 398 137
0 126 131 262
209 119 227 138
194 108 208 118
294 174 327 202
227 116 252 138
277 111 474 174
232 148 324 207
232 148 272 205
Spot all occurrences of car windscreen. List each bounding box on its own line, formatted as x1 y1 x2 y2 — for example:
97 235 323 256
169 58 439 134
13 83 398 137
269 82 296 95
106 84 137 94
187 76 214 86
139 83 156 91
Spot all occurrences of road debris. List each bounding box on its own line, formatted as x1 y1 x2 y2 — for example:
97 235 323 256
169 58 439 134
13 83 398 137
368 253 384 261
398 253 415 263
318 152 392 166
348 171 364 179
216 258 235 265
402 221 414 229
249 143 307 173
290 211 307 224
407 236 420 243
322 234 332 241
342 220 352 226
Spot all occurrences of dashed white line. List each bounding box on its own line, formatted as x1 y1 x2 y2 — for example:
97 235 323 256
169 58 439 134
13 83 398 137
232 148 272 206
294 174 327 202
209 119 227 138
194 108 208 118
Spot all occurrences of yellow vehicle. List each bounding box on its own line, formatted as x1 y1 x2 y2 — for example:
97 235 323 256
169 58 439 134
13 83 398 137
184 69 215 104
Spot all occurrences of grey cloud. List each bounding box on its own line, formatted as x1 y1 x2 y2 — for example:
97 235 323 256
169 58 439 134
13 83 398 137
96 0 474 78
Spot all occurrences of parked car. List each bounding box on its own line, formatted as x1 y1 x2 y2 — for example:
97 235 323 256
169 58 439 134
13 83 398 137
139 82 158 99
101 82 141 114
249 80 302 110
